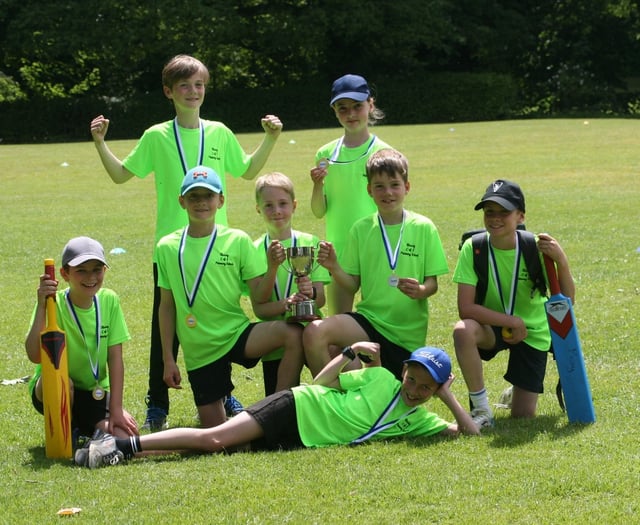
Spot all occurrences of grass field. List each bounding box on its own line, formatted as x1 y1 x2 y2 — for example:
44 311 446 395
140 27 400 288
0 119 638 524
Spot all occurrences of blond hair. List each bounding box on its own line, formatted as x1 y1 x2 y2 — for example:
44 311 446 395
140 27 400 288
254 172 296 202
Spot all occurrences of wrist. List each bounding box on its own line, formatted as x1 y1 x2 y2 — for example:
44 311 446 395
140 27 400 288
342 346 356 361
310 287 317 300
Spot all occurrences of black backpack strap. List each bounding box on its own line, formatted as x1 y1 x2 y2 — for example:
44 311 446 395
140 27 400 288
516 230 547 297
471 232 489 304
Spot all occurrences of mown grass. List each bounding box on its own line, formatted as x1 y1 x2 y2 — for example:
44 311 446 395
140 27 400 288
0 119 638 524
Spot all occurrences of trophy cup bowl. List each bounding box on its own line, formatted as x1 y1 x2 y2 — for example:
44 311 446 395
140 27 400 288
285 246 321 323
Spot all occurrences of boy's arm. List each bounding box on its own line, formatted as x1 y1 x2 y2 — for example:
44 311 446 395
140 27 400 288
537 233 576 303
90 115 135 184
317 241 360 294
396 275 438 300
24 273 58 363
241 115 283 180
106 344 138 435
158 288 181 389
313 342 381 389
434 376 480 436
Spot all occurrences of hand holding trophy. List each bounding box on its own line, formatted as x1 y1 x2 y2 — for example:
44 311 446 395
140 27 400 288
284 246 321 323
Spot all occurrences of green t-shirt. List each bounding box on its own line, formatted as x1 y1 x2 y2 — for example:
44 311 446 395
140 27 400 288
342 210 449 351
123 119 251 259
29 288 130 393
253 231 332 361
156 225 265 370
315 135 391 259
292 367 449 447
453 238 551 350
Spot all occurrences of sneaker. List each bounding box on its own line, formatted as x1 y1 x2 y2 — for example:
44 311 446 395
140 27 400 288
74 428 102 466
495 386 513 409
87 433 125 469
141 404 168 432
224 395 244 417
471 408 495 430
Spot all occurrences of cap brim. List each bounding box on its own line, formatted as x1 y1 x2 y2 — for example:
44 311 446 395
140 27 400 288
474 197 517 211
66 255 108 267
181 182 222 196
330 92 370 105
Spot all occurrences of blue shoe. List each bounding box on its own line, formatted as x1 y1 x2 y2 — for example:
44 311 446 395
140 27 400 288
224 395 244 417
141 398 168 431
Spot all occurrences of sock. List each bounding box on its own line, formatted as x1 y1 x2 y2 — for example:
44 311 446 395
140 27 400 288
116 436 141 459
469 388 492 413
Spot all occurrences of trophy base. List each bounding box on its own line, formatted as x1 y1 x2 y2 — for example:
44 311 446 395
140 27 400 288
286 300 320 324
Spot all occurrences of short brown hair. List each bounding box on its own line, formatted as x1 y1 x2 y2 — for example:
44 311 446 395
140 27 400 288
365 148 409 183
162 55 210 88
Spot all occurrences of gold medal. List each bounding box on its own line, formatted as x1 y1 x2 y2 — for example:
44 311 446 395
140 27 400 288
92 386 105 401
186 313 197 328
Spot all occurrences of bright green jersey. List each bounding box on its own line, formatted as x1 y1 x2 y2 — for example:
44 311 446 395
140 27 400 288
292 367 449 447
29 288 130 393
315 135 391 259
156 225 265 370
253 231 332 361
454 238 551 351
123 119 251 259
342 210 449 351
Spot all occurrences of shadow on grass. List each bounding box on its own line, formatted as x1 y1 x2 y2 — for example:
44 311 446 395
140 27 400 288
488 412 594 448
26 446 75 469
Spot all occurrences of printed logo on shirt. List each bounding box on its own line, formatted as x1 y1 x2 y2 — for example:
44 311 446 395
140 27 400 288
400 242 419 258
215 253 234 267
208 147 221 161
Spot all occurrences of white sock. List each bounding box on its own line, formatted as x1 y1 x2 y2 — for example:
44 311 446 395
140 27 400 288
469 388 492 413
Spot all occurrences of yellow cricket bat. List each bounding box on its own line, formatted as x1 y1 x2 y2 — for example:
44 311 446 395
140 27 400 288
40 258 72 458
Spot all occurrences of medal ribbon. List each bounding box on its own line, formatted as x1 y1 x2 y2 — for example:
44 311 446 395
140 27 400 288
488 234 521 316
328 135 377 165
378 211 406 273
179 226 218 308
351 389 417 445
65 292 101 385
264 232 296 301
173 118 205 174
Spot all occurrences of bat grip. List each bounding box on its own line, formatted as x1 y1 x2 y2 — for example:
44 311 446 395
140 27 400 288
44 258 56 300
543 254 561 296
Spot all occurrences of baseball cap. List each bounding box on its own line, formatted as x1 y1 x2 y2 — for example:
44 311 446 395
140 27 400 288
180 166 223 196
330 74 371 105
404 347 451 385
474 179 526 212
62 236 108 267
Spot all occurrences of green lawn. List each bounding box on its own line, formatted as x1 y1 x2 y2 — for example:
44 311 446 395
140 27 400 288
0 119 638 524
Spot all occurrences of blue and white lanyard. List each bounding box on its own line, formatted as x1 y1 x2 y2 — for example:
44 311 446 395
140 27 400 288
178 226 217 308
488 236 521 316
65 292 101 384
173 118 205 174
264 232 296 301
328 135 377 165
378 211 406 273
351 389 417 445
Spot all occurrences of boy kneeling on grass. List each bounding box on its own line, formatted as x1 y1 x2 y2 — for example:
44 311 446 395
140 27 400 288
75 342 480 468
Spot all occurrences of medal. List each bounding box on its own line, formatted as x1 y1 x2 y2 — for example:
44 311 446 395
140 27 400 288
186 313 197 328
388 274 399 287
378 212 406 287
92 386 106 401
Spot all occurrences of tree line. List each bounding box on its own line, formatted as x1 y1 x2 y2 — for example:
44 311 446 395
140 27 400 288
1 0 639 142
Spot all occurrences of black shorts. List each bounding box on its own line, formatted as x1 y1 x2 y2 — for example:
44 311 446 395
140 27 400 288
187 323 261 406
478 326 549 393
245 389 303 451
32 387 110 437
345 312 409 380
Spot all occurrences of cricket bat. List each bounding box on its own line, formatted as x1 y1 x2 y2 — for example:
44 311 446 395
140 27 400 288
40 258 72 458
543 254 595 423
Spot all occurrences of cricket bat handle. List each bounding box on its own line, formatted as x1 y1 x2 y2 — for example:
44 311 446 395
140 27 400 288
44 258 58 328
543 254 561 296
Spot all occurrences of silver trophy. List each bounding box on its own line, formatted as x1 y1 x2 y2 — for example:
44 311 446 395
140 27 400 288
285 246 320 323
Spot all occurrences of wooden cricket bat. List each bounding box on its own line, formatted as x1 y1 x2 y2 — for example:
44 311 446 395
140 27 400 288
40 258 72 458
543 254 595 424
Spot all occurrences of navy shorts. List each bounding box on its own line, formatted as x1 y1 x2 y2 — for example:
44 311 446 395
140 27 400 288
478 326 549 393
245 389 304 451
187 323 260 406
345 312 409 380
32 387 110 437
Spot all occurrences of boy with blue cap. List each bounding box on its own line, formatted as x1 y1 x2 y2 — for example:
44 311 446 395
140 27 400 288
76 342 479 468
152 165 305 430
